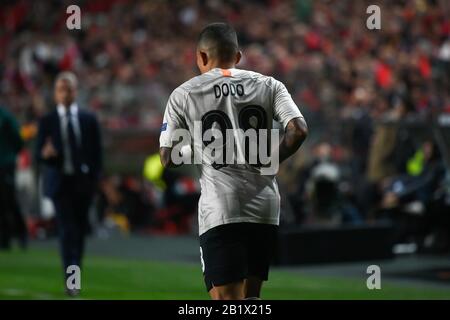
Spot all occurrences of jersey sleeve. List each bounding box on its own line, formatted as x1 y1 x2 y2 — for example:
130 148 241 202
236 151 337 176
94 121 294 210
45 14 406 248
159 87 187 148
272 79 303 129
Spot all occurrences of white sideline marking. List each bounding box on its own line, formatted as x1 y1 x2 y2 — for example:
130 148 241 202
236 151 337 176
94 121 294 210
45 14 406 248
1 288 56 300
2 288 25 296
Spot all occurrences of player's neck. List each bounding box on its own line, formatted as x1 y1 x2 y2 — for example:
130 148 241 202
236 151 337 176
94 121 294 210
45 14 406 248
209 61 235 71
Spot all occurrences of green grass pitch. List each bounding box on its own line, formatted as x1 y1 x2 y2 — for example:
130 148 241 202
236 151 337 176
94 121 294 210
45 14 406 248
0 249 449 300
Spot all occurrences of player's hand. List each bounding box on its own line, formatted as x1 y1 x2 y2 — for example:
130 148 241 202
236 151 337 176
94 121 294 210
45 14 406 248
41 137 58 159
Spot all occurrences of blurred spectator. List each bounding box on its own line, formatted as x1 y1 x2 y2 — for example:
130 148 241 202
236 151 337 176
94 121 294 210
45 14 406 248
1 0 448 129
0 106 27 250
379 140 448 247
142 153 200 234
97 175 155 232
301 143 363 225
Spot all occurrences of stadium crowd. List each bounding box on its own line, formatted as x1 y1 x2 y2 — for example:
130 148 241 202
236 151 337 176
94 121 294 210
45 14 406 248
1 0 449 250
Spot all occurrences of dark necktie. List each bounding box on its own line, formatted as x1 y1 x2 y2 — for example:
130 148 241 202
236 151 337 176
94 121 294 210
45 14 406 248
67 115 81 173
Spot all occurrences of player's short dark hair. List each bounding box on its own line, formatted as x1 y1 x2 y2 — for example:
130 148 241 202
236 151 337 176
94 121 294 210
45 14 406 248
198 23 239 62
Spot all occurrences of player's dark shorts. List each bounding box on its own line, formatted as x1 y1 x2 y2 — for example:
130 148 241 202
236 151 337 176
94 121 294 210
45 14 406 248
199 222 278 292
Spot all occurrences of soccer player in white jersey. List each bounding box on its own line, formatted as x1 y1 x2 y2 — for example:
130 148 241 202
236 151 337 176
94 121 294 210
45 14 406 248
159 23 308 300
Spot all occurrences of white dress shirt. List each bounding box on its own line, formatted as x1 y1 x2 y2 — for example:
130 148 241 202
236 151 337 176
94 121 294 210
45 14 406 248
57 103 82 175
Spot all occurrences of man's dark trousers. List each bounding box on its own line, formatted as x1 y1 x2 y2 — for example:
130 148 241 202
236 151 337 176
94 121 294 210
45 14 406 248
52 175 93 272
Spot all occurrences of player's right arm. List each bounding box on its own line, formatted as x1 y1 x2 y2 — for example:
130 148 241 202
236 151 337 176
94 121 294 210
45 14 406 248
159 88 187 168
272 79 308 164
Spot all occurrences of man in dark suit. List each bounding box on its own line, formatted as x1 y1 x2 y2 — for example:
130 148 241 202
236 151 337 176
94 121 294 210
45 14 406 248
36 72 102 296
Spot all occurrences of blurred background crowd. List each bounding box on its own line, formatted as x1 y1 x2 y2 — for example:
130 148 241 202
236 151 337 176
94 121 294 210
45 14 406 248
1 0 449 253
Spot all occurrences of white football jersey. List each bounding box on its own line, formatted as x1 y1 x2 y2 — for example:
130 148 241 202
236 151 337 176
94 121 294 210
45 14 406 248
160 68 303 235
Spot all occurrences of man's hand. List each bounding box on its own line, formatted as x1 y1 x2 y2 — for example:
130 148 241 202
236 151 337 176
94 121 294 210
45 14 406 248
160 146 181 169
41 137 58 159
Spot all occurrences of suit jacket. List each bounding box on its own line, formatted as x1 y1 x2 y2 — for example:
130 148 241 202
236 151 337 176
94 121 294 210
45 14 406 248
35 107 102 198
